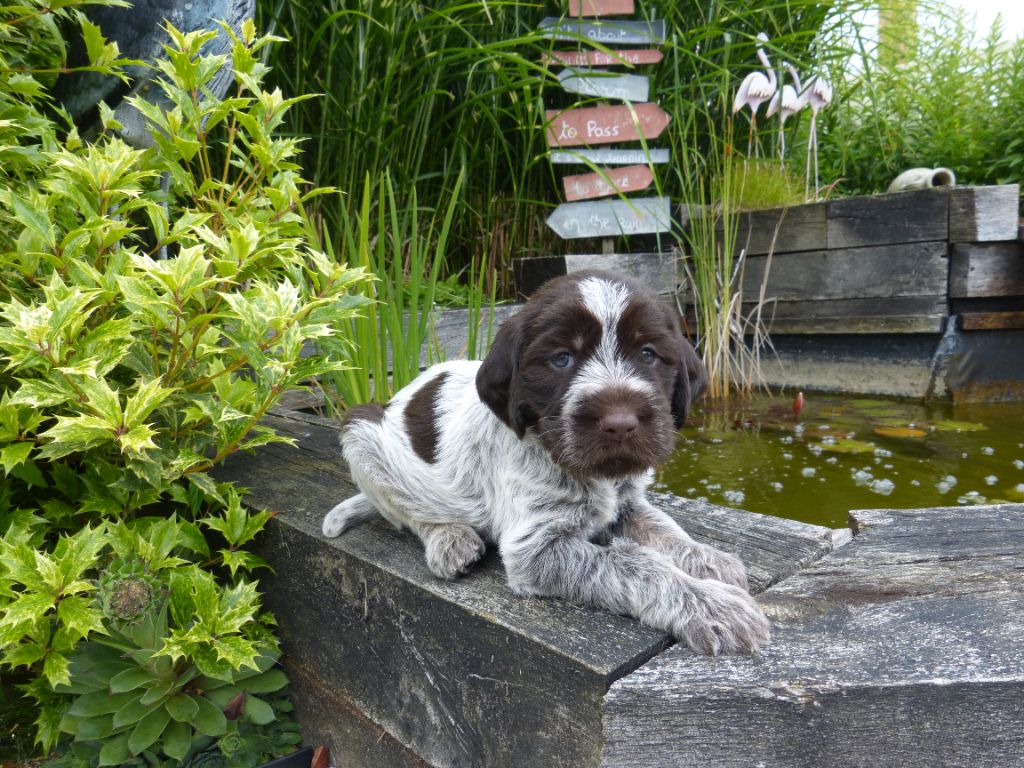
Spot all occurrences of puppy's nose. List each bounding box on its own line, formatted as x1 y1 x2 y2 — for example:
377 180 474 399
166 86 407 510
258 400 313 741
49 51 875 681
600 409 639 440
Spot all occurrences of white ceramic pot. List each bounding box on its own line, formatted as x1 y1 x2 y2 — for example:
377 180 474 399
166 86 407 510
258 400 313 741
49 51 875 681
886 167 957 193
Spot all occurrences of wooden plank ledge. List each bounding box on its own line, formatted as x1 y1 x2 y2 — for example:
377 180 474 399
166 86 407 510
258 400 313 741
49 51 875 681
602 503 1024 767
213 410 842 767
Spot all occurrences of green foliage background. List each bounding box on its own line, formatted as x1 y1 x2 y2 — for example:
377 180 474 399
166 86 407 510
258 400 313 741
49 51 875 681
3 0 1022 762
818 6 1024 196
0 3 370 764
257 0 845 283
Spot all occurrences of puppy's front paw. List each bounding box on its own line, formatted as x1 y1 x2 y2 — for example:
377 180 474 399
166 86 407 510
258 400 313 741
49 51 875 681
670 543 750 590
676 580 771 656
424 524 486 580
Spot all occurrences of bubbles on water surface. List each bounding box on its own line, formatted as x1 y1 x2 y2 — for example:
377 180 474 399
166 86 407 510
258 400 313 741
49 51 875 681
870 478 895 495
852 469 873 485
723 490 746 505
957 490 987 505
662 394 1024 526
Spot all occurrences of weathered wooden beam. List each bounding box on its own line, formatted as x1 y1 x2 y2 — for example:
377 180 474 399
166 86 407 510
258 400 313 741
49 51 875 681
961 310 1024 331
212 411 841 768
602 504 1024 767
565 251 679 293
427 304 519 362
747 296 948 334
751 334 944 398
949 184 1021 242
514 252 678 297
949 241 1024 298
827 189 949 249
710 202 828 256
678 242 949 304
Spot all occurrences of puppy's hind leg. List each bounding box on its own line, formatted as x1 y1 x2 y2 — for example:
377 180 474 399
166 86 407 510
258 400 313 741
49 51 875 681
322 493 377 538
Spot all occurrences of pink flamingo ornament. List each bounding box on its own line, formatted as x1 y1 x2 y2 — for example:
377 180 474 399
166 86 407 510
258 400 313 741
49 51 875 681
732 33 777 158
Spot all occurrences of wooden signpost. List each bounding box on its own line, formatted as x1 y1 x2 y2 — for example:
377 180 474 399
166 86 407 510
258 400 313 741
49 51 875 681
562 165 654 201
546 197 671 239
545 103 670 147
549 148 670 165
538 3 673 249
538 18 666 45
542 49 663 67
569 0 635 15
557 68 650 102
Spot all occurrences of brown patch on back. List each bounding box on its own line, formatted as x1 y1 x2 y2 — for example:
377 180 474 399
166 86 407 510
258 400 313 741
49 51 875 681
343 403 386 426
405 371 450 464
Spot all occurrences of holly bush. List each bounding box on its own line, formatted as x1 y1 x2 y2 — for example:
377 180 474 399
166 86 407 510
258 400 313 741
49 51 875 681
0 3 369 764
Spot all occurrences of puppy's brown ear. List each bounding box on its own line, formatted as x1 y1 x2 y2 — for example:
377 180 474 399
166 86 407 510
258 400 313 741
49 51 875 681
671 337 708 428
476 312 529 437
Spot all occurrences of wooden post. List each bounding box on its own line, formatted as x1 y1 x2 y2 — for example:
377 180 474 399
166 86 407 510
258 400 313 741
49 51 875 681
533 0 672 290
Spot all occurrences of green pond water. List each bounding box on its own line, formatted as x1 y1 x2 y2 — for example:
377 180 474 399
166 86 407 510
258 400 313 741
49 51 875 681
656 393 1024 529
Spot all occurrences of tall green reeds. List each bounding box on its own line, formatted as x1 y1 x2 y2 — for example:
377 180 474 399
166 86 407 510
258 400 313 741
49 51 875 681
672 104 780 400
310 169 463 408
259 0 560 287
257 0 856 277
260 0 874 401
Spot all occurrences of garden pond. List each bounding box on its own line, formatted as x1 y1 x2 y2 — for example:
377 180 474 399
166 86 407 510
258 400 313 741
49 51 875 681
657 393 1024 529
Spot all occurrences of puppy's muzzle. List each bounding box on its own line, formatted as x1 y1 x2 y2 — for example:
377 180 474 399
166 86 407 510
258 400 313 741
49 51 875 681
598 407 639 443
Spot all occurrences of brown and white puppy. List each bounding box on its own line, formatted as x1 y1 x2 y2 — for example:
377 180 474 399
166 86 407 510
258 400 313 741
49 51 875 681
323 270 769 655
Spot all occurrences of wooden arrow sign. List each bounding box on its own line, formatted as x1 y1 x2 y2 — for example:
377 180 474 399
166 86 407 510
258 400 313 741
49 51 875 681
558 68 649 102
546 103 670 147
549 148 670 164
562 164 654 201
543 49 664 67
569 0 635 15
538 18 666 45
546 197 672 239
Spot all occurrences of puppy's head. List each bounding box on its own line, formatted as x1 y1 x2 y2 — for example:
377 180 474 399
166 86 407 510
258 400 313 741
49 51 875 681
476 270 707 478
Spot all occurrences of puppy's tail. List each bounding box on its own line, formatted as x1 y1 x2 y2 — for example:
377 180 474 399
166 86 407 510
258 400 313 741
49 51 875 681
322 492 377 538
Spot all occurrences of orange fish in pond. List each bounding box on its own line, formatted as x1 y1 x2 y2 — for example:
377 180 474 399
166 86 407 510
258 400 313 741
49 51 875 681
793 391 804 418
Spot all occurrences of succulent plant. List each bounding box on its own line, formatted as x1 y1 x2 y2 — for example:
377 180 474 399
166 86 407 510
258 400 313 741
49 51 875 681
98 558 166 626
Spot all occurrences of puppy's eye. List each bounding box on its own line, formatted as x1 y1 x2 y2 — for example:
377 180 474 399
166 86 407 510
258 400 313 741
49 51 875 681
550 351 575 369
640 346 659 364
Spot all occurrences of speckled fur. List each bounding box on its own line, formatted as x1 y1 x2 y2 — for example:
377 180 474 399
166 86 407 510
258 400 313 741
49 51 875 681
323 271 770 655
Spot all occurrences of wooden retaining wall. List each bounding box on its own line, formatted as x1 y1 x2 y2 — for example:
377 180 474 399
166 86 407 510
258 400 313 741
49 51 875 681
213 412 1024 768
513 185 1024 400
